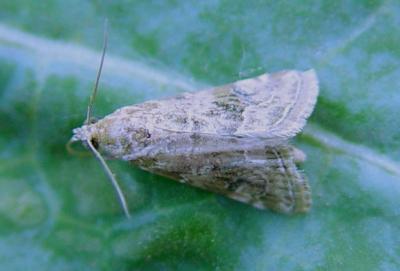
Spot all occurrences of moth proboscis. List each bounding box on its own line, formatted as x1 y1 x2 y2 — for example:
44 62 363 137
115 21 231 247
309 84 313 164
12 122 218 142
69 24 319 218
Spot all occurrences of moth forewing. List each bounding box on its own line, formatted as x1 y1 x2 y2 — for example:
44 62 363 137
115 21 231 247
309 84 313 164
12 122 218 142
73 69 318 215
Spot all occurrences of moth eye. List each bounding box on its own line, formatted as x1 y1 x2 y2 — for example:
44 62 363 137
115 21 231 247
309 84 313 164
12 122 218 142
90 137 99 149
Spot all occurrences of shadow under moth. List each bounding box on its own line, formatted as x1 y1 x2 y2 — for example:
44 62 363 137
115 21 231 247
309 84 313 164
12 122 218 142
69 27 319 218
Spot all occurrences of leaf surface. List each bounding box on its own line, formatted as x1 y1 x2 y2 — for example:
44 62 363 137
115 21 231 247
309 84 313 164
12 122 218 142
0 1 399 270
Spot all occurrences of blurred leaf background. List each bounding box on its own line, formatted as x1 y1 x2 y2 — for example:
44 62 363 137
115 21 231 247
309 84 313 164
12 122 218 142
1 1 400 270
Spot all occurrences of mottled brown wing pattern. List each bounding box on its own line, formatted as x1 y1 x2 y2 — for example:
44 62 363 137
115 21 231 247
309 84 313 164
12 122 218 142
133 145 311 214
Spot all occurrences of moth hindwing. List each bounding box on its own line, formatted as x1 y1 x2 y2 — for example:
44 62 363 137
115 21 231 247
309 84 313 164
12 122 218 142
72 69 318 214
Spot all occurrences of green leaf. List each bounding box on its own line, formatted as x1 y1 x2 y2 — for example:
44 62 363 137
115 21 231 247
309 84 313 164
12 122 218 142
1 1 400 270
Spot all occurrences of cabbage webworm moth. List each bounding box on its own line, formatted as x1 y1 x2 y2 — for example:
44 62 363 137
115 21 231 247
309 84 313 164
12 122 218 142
69 22 319 217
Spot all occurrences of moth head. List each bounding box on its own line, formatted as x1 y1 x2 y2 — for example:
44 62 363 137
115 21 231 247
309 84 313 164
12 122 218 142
67 19 130 218
70 124 94 143
70 124 101 152
88 118 152 159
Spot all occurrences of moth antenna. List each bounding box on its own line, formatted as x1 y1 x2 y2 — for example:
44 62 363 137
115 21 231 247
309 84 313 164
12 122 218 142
86 138 131 218
86 18 109 124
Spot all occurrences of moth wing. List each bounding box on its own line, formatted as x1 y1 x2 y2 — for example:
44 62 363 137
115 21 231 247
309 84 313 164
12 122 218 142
232 69 319 138
136 145 311 214
198 146 312 213
140 69 318 140
198 146 311 213
111 69 318 141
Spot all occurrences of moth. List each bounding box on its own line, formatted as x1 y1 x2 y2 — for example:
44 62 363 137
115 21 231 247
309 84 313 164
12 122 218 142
69 25 319 217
